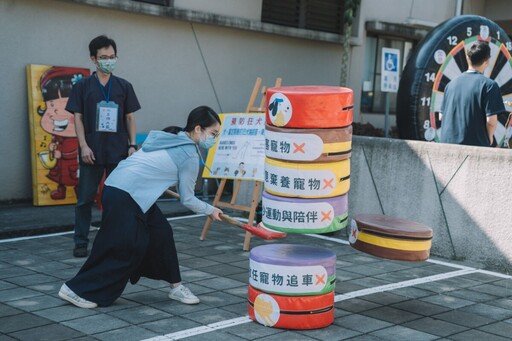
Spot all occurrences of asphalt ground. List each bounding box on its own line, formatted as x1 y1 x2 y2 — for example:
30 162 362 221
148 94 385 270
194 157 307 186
1 203 512 340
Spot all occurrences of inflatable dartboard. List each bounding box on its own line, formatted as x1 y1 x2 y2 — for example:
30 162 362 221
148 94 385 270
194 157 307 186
397 15 512 145
265 124 352 162
248 285 334 329
349 214 433 262
266 86 353 128
261 191 348 234
249 244 336 296
264 157 350 198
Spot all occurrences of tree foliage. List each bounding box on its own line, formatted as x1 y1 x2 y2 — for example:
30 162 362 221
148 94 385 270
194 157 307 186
340 0 361 86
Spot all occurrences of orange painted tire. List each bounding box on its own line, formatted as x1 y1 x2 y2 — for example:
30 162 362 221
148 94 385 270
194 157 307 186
248 285 334 329
265 124 352 162
266 86 353 128
349 214 433 261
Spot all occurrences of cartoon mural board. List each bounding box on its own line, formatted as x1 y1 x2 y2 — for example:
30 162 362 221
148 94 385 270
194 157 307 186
202 113 265 181
27 64 90 206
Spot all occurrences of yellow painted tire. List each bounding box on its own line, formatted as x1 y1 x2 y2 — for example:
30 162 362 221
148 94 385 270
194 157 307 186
264 158 350 198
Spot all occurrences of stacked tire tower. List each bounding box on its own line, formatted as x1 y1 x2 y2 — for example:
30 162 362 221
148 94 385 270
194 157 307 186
248 86 353 329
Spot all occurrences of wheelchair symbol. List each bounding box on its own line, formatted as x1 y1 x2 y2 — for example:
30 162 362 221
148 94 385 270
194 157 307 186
385 53 397 71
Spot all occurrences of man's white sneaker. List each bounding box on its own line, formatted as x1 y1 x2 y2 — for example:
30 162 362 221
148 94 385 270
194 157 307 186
168 285 200 304
58 284 97 308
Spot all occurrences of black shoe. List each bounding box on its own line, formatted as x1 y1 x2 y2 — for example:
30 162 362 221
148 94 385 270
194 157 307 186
73 245 88 258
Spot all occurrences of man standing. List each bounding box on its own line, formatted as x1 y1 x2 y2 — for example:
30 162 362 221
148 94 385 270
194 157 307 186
440 40 506 147
66 35 141 257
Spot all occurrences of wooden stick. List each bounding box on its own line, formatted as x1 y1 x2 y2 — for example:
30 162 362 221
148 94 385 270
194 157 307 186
164 189 286 240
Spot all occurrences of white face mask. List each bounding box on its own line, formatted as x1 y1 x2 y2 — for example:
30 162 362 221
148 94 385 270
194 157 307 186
199 130 217 149
97 58 117 74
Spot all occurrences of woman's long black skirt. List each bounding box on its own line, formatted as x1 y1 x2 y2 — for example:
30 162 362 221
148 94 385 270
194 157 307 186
66 186 181 306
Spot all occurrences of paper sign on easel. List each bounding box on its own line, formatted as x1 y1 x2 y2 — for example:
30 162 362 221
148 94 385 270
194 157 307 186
202 113 265 181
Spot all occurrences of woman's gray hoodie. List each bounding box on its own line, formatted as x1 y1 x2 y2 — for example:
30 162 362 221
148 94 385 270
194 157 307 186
105 130 214 215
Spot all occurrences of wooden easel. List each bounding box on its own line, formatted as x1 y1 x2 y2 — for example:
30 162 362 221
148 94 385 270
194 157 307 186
200 77 282 250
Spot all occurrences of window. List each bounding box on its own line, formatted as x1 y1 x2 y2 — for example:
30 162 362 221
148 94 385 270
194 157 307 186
262 0 345 34
133 0 172 6
361 36 414 113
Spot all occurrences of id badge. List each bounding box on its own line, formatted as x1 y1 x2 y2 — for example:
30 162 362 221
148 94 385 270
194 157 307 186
96 100 119 133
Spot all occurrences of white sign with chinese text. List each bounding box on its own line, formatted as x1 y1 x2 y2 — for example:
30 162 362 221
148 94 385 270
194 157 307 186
203 113 265 181
249 259 328 294
265 130 324 161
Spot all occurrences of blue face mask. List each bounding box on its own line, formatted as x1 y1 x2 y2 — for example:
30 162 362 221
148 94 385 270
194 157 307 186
199 130 217 150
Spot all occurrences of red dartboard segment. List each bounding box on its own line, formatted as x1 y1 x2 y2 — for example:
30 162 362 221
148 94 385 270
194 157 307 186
266 86 353 129
247 285 334 330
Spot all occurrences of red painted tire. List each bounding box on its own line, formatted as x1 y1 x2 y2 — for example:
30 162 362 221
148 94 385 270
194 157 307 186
266 86 353 128
265 124 352 162
349 214 433 261
248 285 334 329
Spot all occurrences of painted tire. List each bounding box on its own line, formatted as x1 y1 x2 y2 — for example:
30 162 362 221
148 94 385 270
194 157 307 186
249 243 336 295
266 86 353 128
248 285 334 329
349 214 433 262
397 15 512 145
261 191 348 234
265 124 352 162
264 157 350 198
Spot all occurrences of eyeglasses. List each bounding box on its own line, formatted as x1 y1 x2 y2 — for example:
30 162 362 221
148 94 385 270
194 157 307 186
202 128 220 138
97 55 118 61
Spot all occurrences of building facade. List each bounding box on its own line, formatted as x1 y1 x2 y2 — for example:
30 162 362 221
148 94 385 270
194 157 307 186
0 0 510 201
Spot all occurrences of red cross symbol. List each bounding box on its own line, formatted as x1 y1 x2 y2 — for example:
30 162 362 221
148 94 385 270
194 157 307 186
322 178 334 189
321 210 332 222
351 227 357 239
315 274 326 285
293 142 305 154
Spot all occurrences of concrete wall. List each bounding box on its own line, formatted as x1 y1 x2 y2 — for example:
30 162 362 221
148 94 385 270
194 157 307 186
350 136 512 272
0 0 342 201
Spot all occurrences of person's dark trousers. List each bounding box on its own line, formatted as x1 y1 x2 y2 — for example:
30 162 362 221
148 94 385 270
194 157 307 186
74 163 117 248
67 186 181 306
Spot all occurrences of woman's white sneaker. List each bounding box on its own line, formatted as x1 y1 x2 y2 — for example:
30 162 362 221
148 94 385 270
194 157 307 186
58 284 97 308
168 284 200 304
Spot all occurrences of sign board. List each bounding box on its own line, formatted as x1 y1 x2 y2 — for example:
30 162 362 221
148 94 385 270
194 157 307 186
381 47 400 93
27 64 90 206
202 113 265 181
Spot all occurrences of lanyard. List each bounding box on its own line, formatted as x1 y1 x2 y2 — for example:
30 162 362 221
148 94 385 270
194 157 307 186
95 73 112 102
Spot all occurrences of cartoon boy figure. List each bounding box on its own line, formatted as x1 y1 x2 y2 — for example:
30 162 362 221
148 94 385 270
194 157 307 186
234 162 246 177
38 67 87 200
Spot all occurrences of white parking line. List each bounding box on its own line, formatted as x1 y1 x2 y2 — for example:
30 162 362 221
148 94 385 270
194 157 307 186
142 317 253 341
3 214 511 341
138 217 512 340
0 214 206 244
305 233 512 279
335 268 477 302
138 267 483 340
